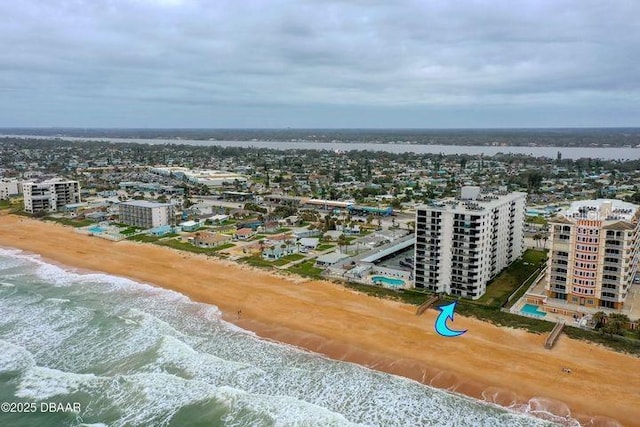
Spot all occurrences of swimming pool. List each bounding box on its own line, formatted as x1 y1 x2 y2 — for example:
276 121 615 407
521 303 546 317
372 276 405 287
88 225 106 234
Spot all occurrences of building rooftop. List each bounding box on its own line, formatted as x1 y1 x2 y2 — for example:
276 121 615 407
360 236 415 264
236 228 254 235
316 252 350 264
561 199 639 222
120 200 172 208
418 187 526 214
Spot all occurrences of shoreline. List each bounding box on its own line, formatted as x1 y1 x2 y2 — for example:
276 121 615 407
1 214 638 426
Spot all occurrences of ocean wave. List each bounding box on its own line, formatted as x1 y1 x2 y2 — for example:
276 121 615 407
0 340 36 374
16 366 100 400
151 335 266 386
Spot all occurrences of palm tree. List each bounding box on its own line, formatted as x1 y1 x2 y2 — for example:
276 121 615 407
533 233 542 248
337 234 349 253
592 311 607 330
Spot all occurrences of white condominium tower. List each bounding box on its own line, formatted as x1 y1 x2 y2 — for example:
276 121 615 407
546 200 639 310
23 179 81 213
414 186 526 299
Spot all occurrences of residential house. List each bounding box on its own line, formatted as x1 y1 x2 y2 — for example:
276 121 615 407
193 231 232 248
235 227 256 240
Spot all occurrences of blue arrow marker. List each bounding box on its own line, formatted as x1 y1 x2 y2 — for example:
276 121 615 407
435 302 467 337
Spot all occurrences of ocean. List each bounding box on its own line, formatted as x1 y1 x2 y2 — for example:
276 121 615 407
0 248 575 427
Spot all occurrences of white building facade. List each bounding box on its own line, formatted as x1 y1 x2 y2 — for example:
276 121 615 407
546 199 640 311
149 166 248 188
119 200 174 229
0 179 20 200
23 179 80 213
414 187 526 299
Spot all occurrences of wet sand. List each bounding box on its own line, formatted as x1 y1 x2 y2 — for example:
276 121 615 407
1 214 638 426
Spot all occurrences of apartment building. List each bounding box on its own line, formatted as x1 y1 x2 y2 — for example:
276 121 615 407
23 179 80 213
546 199 640 310
414 186 526 299
118 200 174 229
0 179 20 200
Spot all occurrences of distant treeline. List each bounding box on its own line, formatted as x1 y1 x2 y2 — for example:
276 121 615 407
2 127 640 147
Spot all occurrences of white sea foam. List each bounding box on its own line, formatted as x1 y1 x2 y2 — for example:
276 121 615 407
0 340 36 373
518 398 582 427
44 297 71 304
214 385 365 427
16 366 99 399
152 335 265 386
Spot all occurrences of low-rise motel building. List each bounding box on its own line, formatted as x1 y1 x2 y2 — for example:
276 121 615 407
533 199 640 317
118 200 174 229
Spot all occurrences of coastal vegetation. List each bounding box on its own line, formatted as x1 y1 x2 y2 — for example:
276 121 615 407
286 260 323 280
476 249 547 308
43 216 94 227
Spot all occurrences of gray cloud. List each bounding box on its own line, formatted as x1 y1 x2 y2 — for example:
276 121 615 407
0 0 638 127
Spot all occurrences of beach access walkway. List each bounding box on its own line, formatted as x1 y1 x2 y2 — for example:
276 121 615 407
416 295 440 315
544 320 565 349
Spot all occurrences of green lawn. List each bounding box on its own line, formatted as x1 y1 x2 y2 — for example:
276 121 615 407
1 199 24 210
210 243 235 252
316 244 335 251
240 256 275 268
272 253 305 266
475 249 547 308
287 260 323 279
120 226 142 235
157 239 219 255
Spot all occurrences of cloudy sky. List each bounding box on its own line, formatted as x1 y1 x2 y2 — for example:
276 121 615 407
1 0 638 128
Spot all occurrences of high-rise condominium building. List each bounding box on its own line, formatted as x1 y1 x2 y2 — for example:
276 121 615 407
23 179 80 213
414 186 526 299
546 199 639 310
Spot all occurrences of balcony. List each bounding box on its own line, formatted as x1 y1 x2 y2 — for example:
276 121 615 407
600 294 619 302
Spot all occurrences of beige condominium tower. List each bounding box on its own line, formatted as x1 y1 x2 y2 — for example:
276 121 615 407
546 199 640 311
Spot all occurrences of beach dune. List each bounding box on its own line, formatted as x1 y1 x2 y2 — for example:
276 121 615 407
0 214 638 426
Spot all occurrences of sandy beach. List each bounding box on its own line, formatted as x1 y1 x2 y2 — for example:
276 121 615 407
1 214 638 426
